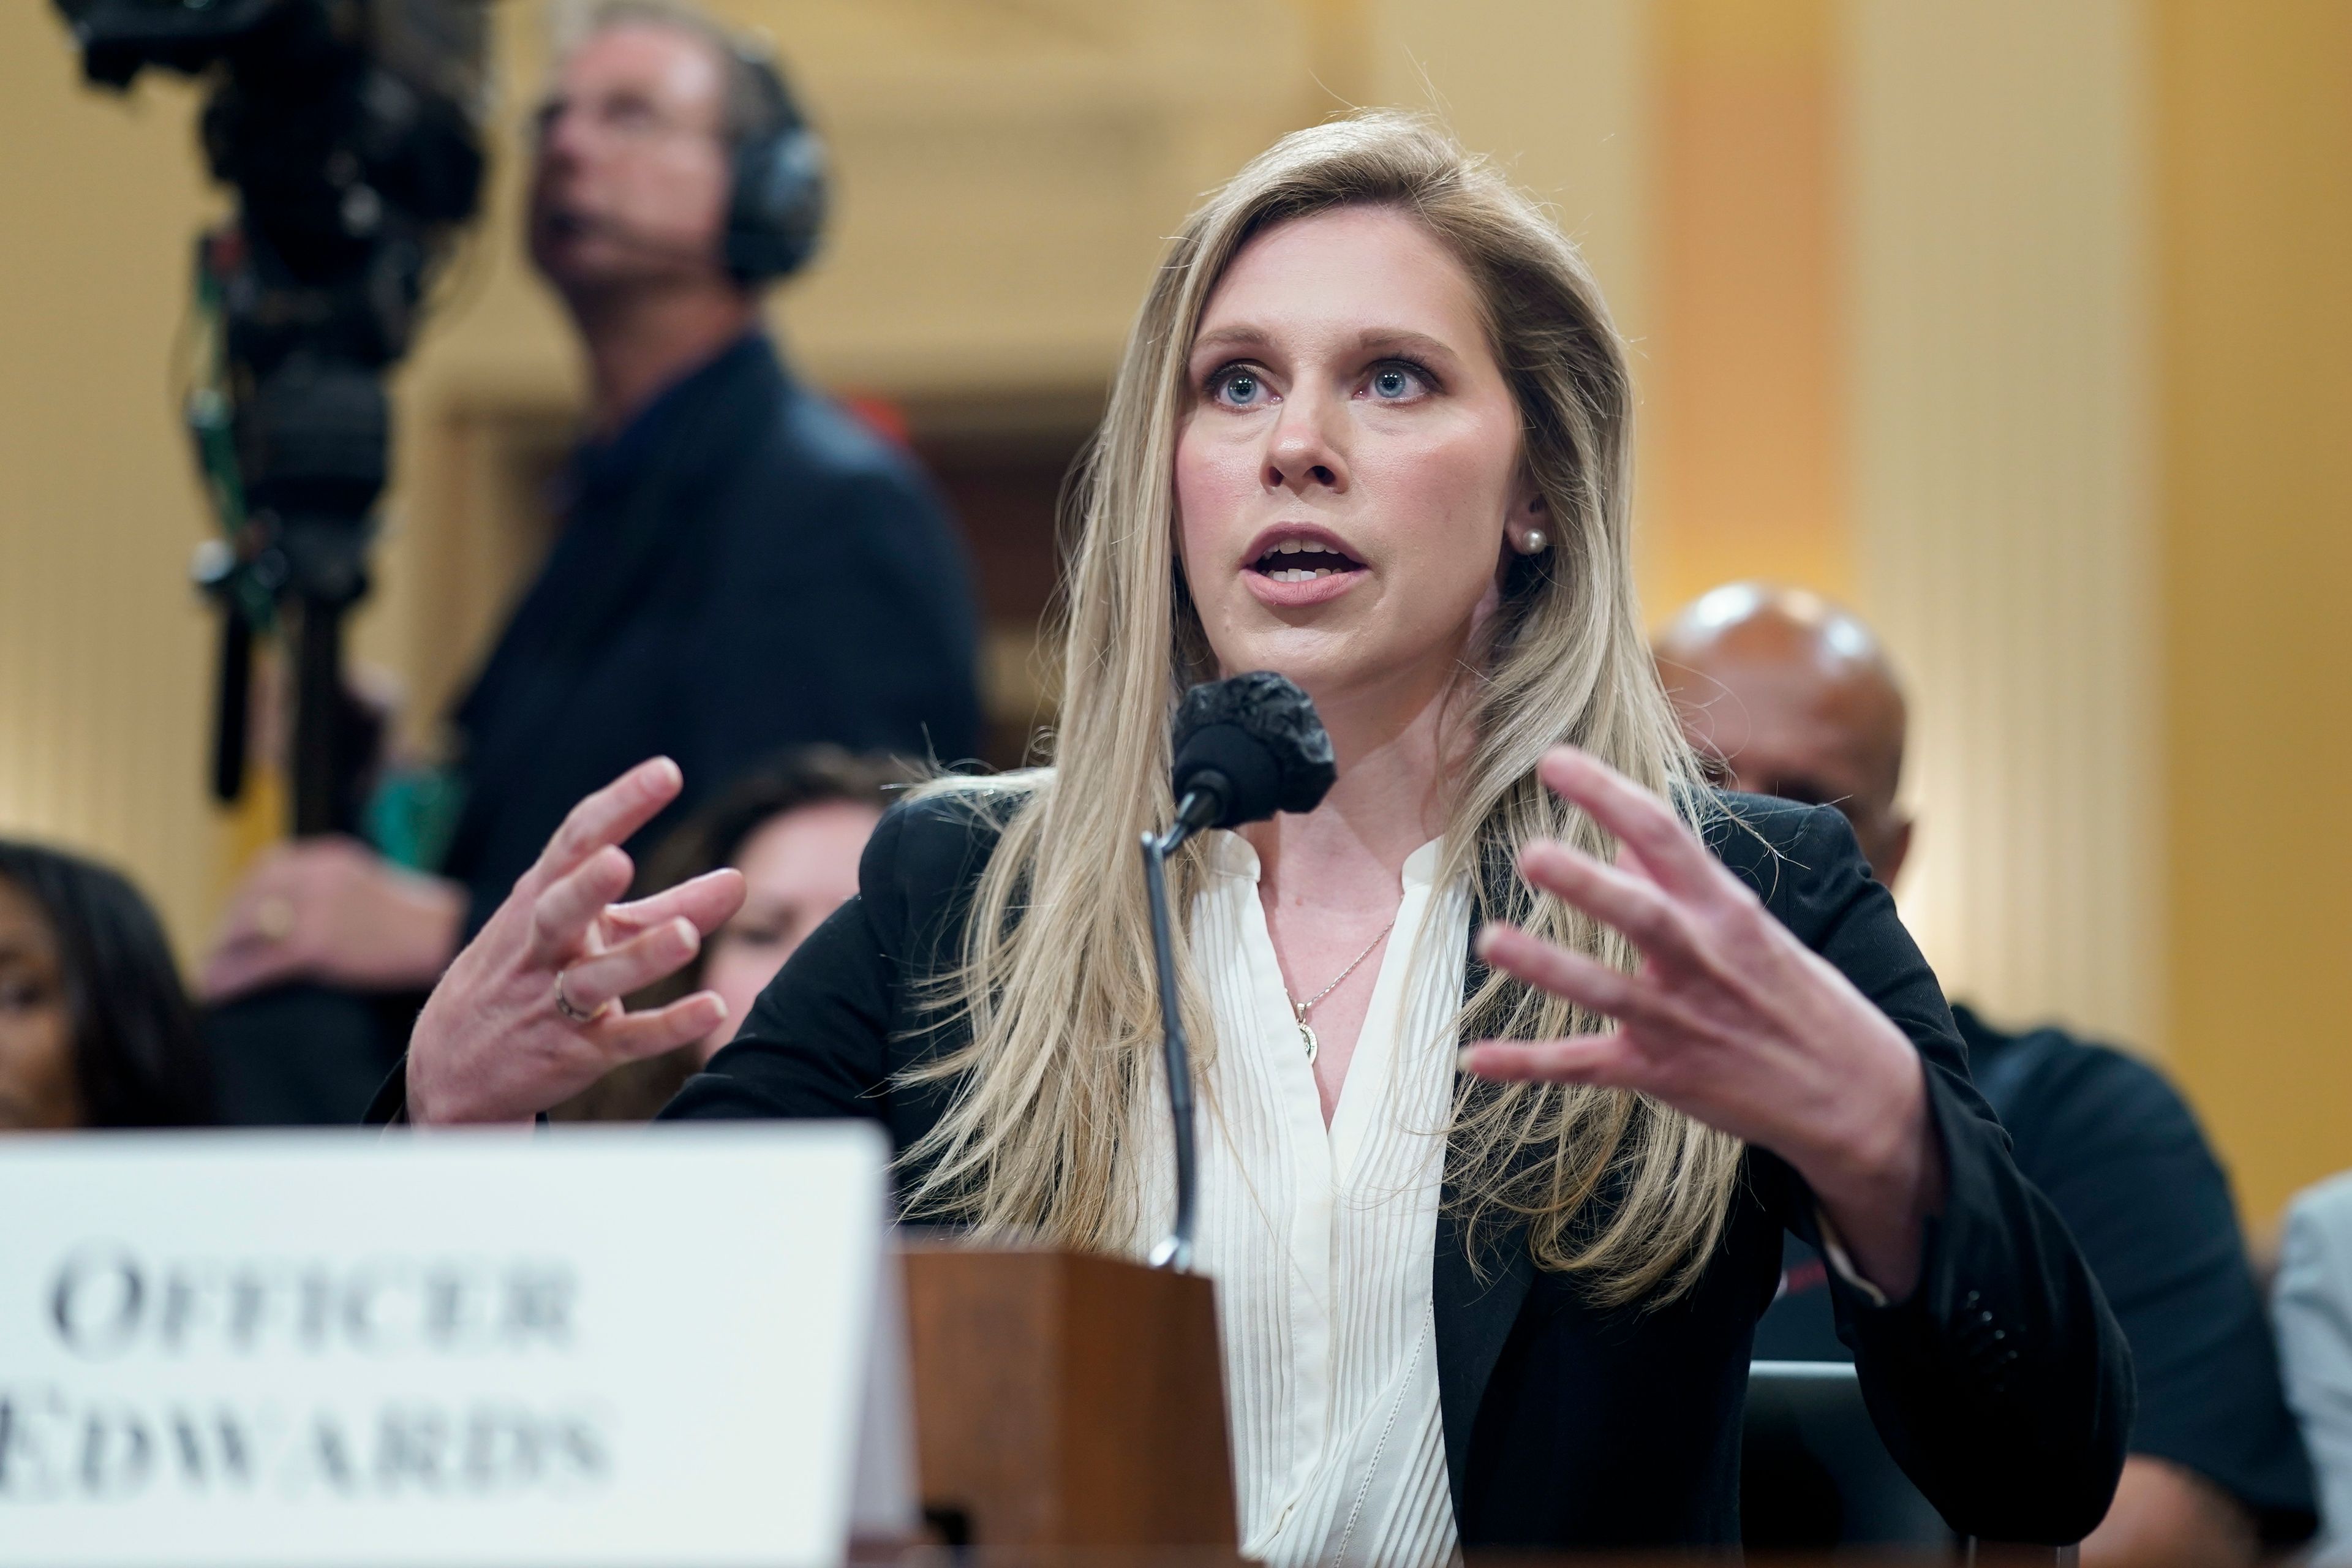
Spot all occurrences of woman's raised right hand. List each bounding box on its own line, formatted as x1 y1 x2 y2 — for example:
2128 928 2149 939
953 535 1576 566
406 758 746 1125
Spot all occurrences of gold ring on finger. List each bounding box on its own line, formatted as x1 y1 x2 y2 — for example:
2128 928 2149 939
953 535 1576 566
553 968 606 1025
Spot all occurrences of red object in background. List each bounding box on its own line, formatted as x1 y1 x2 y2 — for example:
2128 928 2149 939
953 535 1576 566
1780 1256 1830 1298
840 392 912 450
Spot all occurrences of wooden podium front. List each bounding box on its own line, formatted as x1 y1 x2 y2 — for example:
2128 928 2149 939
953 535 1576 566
902 1245 1238 1551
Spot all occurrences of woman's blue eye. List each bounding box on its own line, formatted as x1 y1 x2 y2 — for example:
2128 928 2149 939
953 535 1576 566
1216 371 1262 406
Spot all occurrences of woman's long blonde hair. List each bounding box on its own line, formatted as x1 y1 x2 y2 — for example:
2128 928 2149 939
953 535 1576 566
902 112 1744 1306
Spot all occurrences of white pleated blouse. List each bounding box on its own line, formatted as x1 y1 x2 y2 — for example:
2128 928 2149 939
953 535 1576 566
1135 831 1470 1568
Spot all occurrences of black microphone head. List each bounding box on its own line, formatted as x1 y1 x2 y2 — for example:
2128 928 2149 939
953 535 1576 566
1171 671 1336 828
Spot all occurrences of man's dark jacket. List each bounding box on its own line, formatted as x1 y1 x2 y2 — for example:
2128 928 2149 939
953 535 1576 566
442 333 981 927
1757 1003 2318 1542
660 789 2135 1550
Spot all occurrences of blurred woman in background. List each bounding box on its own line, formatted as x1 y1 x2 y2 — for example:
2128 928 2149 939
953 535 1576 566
0 841 212 1129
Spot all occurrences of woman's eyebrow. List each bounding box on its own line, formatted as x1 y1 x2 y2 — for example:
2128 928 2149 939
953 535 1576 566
1355 328 1459 363
1189 323 1462 363
1190 324 1270 356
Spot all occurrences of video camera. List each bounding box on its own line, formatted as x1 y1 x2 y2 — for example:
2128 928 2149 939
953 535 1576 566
54 0 490 834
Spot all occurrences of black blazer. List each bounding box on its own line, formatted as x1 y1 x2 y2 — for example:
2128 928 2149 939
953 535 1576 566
662 790 2134 1550
442 334 982 929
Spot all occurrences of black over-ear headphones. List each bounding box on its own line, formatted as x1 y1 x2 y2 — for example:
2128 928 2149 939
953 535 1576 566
722 45 827 284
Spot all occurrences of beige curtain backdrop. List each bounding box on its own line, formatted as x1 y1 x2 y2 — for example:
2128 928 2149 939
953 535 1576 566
1845 0 2164 1055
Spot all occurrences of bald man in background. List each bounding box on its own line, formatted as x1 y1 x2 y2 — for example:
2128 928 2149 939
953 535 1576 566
1657 584 2315 1566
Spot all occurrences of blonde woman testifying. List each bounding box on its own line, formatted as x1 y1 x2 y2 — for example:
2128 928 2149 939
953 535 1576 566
397 115 2130 1557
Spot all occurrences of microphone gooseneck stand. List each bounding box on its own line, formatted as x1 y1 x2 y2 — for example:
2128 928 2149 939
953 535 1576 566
1140 785 1226 1273
1142 671 1338 1274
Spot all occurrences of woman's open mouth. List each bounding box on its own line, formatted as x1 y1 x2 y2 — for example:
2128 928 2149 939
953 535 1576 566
1240 528 1368 608
1249 538 1365 582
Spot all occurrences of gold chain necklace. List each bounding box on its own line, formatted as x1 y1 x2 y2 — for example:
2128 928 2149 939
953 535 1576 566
1283 917 1398 1064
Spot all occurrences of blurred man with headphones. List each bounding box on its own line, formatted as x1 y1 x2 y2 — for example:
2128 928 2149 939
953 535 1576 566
196 1 982 1120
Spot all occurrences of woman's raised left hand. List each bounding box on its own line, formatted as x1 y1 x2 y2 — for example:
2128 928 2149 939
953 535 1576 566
1460 745 1944 1297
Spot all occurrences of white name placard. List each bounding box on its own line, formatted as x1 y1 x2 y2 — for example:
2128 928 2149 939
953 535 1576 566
0 1123 911 1568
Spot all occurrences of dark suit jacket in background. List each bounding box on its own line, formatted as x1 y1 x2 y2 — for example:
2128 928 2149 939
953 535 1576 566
443 331 981 929
660 789 2136 1551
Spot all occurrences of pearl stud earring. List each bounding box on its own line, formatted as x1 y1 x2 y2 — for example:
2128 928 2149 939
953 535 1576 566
1517 528 1550 555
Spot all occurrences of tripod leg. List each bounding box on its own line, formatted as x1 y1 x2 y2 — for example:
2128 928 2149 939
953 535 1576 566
211 609 251 805
291 595 346 838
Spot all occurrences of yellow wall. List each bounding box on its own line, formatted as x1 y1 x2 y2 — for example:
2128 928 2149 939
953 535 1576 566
1364 0 1651 341
2155 0 2352 1223
1844 2 2167 1062
0 18 219 955
1648 0 1849 612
